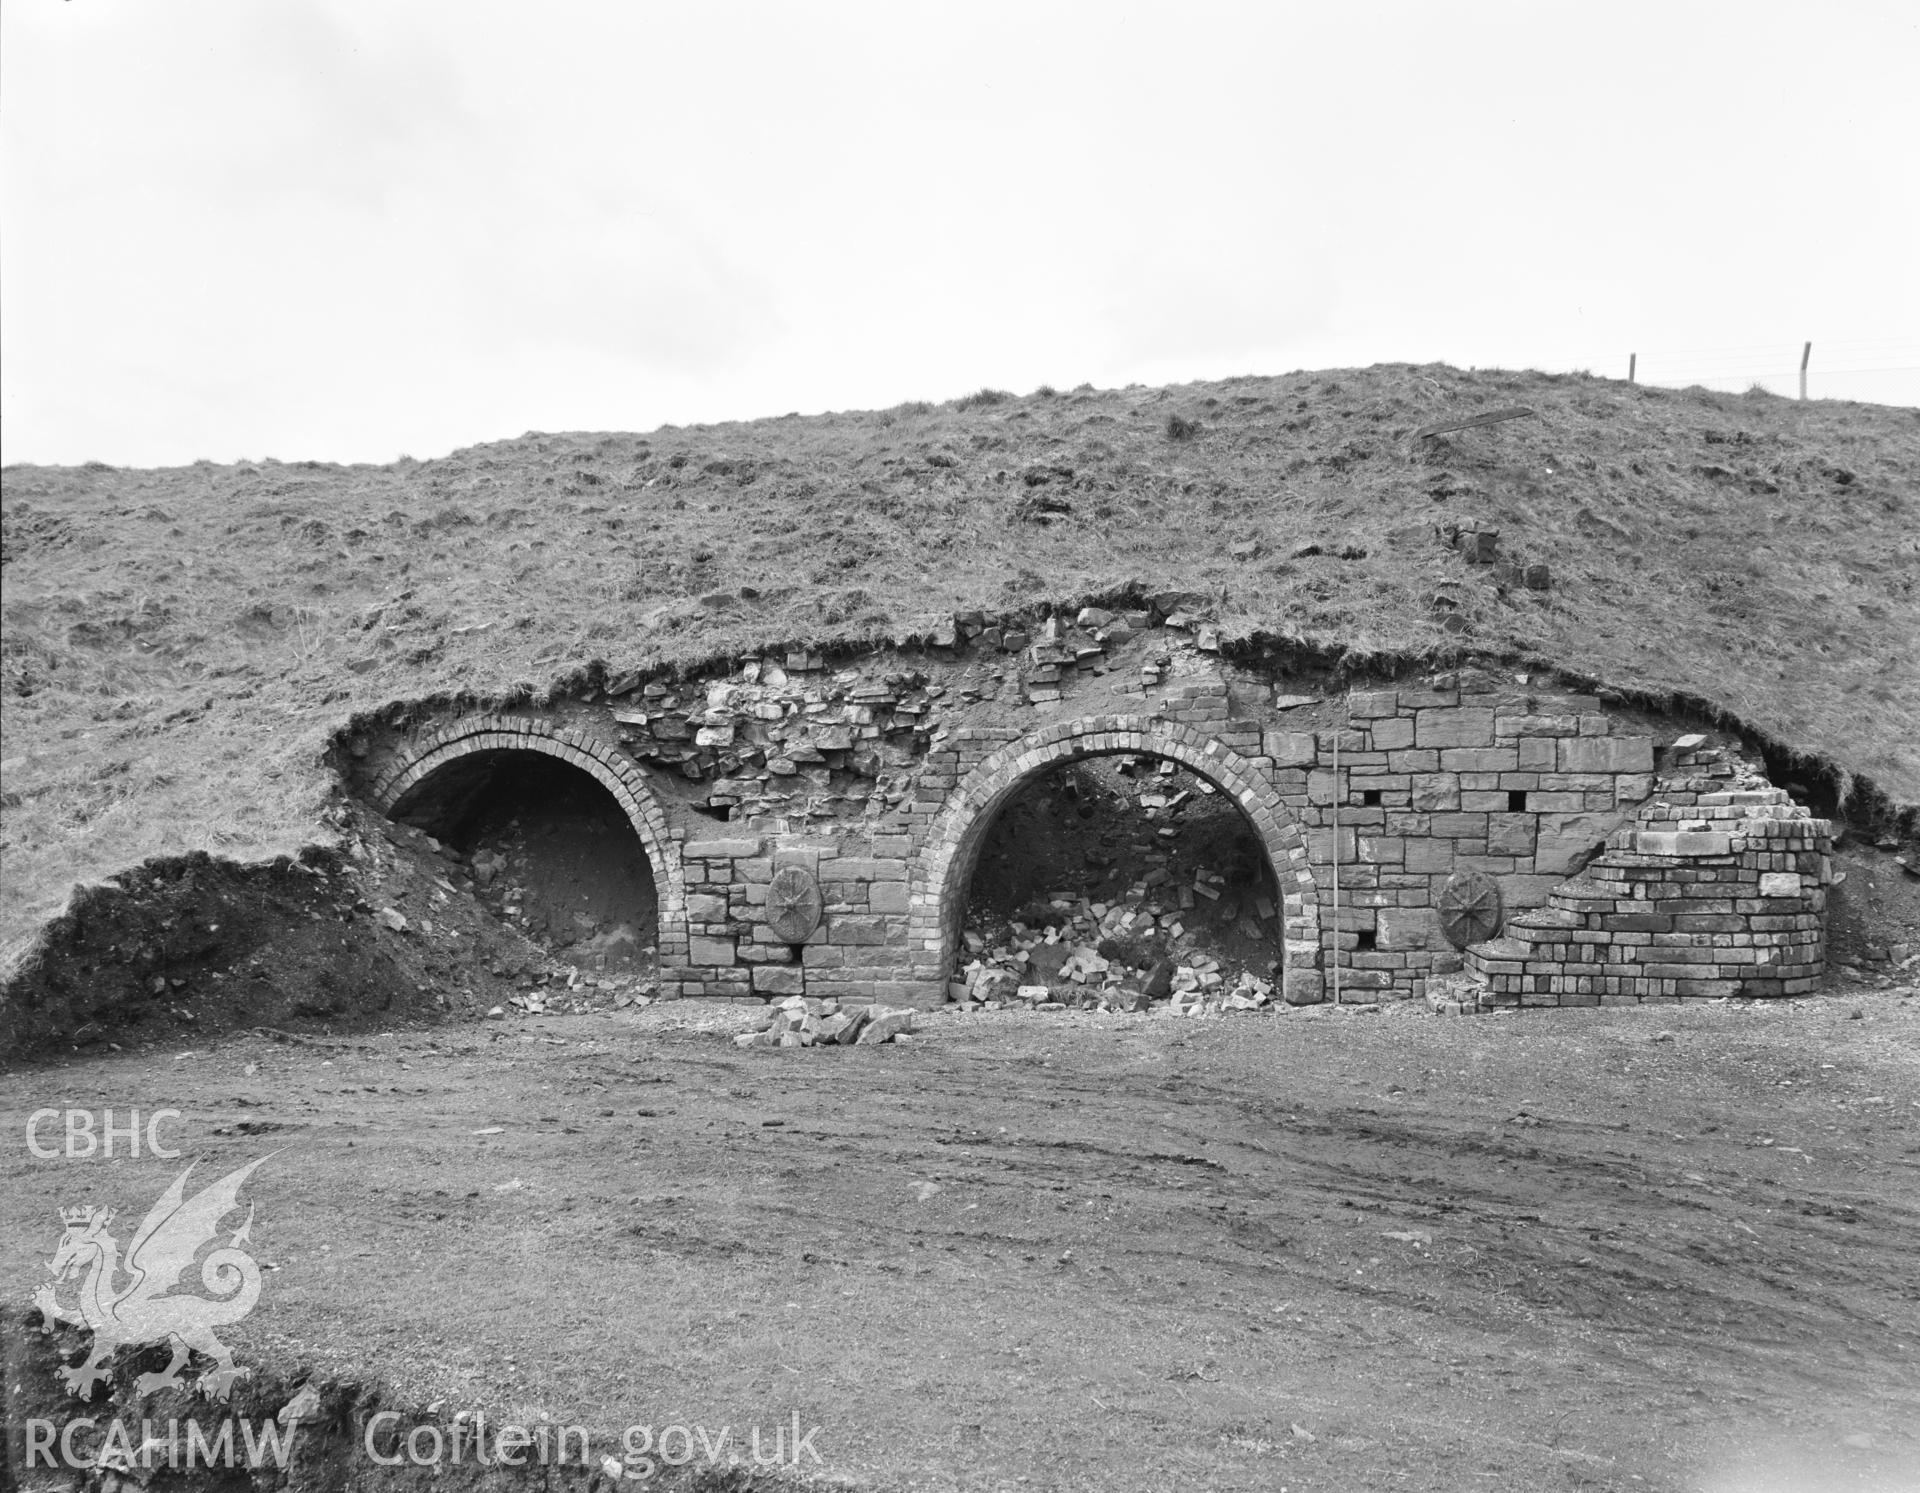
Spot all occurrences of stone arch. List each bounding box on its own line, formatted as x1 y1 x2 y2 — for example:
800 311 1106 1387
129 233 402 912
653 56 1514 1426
368 714 689 970
911 716 1318 999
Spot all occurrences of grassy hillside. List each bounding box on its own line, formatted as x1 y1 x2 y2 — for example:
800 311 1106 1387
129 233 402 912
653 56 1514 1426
4 363 1916 971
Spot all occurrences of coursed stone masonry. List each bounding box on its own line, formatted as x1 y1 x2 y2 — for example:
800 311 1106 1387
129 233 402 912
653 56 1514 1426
345 601 1825 1008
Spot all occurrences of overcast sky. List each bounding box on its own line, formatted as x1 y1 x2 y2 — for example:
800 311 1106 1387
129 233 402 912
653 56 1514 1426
5 2 1916 468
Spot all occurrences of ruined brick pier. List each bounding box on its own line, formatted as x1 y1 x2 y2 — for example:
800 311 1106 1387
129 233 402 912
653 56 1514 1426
1469 761 1832 1003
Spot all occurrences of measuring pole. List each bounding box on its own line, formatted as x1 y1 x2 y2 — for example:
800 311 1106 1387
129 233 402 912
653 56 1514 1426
1799 341 1812 400
1330 727 1341 1007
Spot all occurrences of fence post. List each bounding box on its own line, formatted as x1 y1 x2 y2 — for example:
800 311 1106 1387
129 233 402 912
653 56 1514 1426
1628 352 1636 384
1800 342 1811 400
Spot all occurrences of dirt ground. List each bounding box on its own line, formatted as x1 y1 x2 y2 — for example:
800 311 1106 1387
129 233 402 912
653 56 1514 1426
6 984 1918 1492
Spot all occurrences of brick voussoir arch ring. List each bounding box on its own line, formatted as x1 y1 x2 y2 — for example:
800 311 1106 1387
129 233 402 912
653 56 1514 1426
911 715 1318 988
371 715 689 963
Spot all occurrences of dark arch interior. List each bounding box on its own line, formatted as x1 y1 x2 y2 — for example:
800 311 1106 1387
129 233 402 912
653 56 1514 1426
390 751 659 968
960 753 1282 994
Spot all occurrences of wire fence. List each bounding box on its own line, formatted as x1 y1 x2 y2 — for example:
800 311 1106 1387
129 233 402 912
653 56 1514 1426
1492 337 1920 402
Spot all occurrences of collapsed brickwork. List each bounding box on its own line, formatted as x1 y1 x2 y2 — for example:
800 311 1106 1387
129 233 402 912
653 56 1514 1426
1467 739 1833 1004
341 595 1832 1009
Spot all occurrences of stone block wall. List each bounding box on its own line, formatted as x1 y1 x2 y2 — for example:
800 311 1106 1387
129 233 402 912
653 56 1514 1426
1296 681 1655 1001
677 833 926 1005
344 602 1829 1010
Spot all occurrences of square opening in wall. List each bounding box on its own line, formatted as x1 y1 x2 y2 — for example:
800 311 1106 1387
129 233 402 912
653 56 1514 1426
1354 928 1378 951
1361 789 1383 807
1508 790 1529 811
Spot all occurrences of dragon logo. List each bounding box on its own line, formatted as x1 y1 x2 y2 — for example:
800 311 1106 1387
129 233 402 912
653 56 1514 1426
35 1157 270 1401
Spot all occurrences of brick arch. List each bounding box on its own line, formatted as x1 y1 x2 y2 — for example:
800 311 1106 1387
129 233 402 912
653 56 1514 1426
368 714 689 969
911 716 1319 998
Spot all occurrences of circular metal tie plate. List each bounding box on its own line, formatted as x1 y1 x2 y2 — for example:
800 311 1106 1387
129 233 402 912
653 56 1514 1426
766 865 824 943
1438 870 1503 948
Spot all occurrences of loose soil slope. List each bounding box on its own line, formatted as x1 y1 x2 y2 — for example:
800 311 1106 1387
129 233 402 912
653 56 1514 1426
4 364 1916 969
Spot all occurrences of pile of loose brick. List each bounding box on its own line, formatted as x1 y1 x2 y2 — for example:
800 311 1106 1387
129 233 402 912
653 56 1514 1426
955 895 1281 1015
732 995 917 1048
1466 740 1832 1004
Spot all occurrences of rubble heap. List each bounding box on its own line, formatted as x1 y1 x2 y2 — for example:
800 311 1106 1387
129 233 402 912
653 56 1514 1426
955 754 1286 1015
954 896 1280 1016
733 995 918 1047
493 965 655 1017
386 750 664 984
467 832 654 970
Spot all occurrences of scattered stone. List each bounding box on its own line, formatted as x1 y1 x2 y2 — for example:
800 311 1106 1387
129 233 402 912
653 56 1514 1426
277 1385 323 1426
814 1009 866 1044
859 1007 917 1044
